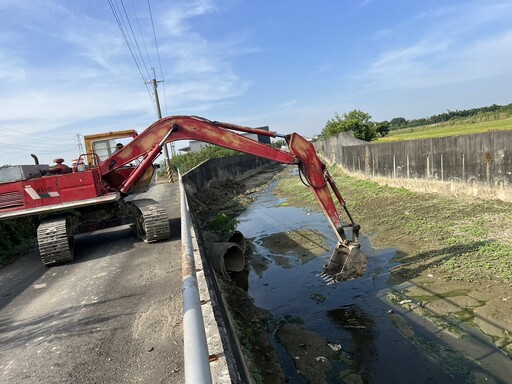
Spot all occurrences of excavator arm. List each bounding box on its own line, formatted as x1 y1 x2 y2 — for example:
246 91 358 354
101 115 366 282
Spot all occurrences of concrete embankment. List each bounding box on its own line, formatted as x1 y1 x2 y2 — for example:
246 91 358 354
314 130 512 202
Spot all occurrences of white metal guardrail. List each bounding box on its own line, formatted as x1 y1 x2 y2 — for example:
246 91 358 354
180 176 213 384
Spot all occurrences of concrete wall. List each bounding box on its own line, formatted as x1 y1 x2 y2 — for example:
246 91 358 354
181 154 275 194
314 130 512 201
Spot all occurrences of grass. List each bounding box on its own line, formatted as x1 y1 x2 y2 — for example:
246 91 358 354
206 212 240 241
0 217 39 267
377 114 512 143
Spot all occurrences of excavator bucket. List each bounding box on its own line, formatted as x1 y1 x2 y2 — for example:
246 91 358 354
319 243 367 285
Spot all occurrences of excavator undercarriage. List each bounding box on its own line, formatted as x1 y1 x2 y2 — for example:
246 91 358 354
35 198 170 266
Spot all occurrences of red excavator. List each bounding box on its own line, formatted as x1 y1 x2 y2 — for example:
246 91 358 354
0 116 365 282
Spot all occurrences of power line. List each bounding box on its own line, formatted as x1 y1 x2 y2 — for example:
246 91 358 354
0 137 75 148
0 145 76 154
148 0 168 116
0 125 76 145
107 0 168 117
119 0 151 80
107 0 154 110
108 0 144 81
130 0 153 78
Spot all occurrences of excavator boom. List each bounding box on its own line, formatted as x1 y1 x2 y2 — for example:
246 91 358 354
105 116 365 282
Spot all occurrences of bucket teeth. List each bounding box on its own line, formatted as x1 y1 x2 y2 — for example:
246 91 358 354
317 271 338 285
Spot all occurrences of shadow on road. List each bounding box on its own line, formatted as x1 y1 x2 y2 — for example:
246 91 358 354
0 295 138 350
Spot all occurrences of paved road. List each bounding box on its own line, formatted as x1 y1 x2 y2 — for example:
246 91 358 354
0 182 185 383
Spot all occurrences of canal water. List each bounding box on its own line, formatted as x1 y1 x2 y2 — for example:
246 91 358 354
232 178 509 383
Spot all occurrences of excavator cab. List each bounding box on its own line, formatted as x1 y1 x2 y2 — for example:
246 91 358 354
83 129 138 166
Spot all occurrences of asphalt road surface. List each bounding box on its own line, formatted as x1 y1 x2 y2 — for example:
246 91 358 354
0 182 185 383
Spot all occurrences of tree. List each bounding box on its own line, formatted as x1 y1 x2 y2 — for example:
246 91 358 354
320 109 378 141
342 110 376 141
375 120 390 137
271 139 285 149
321 113 345 138
390 117 407 129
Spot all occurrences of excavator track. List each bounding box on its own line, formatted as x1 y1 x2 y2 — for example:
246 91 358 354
37 216 74 266
131 199 170 243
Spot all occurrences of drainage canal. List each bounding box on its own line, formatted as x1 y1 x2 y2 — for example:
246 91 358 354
225 178 507 383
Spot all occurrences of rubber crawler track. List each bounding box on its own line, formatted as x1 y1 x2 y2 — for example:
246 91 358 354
37 216 73 266
131 199 171 243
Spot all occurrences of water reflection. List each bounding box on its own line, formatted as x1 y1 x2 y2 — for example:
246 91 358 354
327 305 376 380
228 270 249 292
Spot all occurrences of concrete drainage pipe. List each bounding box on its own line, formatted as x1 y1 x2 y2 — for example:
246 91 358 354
228 230 246 254
206 242 245 277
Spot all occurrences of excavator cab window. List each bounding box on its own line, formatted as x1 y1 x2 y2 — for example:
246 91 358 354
91 139 118 164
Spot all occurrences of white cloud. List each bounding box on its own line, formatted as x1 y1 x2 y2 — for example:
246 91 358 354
0 86 148 131
0 52 26 82
358 2 512 91
153 2 254 111
161 0 217 37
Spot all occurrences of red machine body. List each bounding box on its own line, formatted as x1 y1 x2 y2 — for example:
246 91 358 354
0 169 104 215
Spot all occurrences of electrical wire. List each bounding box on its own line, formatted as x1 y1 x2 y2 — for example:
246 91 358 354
148 0 168 116
107 0 167 117
130 0 152 76
108 0 145 82
0 126 76 146
107 0 154 109
0 138 76 152
119 0 151 80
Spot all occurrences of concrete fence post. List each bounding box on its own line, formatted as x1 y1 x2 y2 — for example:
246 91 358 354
441 154 444 181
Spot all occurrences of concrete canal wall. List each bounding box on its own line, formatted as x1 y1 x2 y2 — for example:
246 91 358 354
181 154 275 195
314 130 512 202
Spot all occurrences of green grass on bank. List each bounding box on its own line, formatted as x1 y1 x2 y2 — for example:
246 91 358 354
273 166 512 285
376 115 512 143
0 217 38 267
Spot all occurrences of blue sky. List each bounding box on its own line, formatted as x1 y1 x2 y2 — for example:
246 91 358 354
1 0 511 166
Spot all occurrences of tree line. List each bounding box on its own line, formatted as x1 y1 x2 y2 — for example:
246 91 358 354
320 102 512 142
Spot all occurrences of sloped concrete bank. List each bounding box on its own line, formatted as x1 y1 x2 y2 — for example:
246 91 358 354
181 155 276 383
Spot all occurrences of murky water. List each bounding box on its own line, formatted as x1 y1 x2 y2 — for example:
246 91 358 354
233 180 508 383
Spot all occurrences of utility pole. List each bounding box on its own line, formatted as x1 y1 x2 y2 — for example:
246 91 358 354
152 78 163 119
147 69 174 168
76 134 85 155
